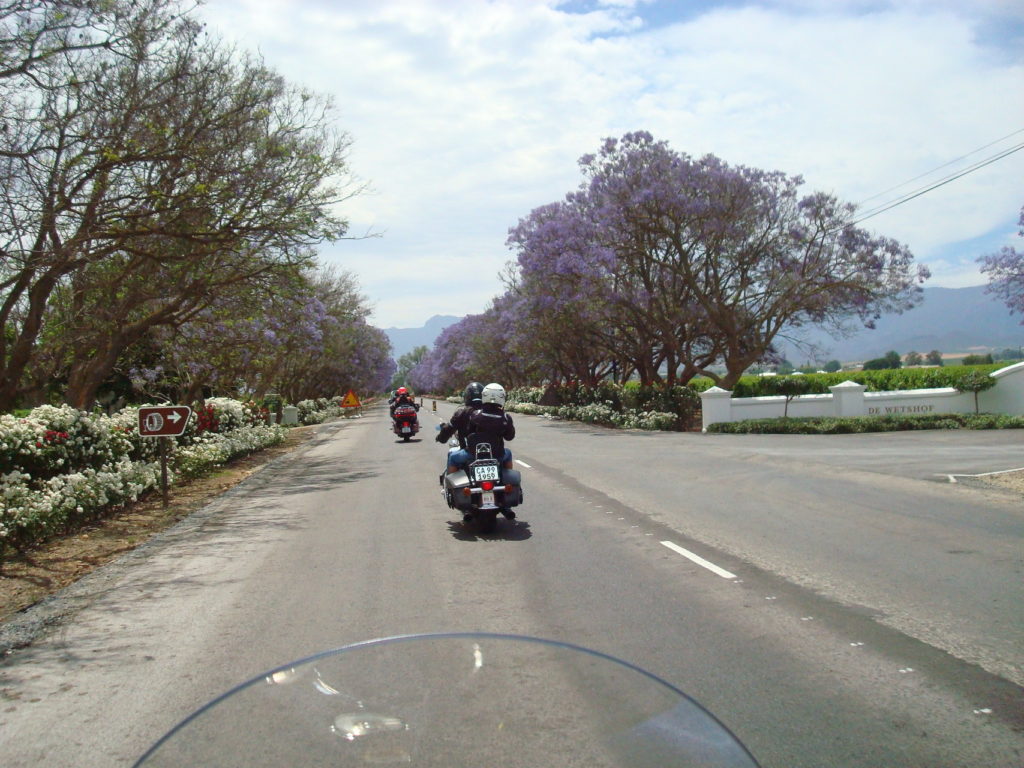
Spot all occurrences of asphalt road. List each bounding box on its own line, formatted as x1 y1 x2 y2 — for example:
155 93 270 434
0 403 1021 767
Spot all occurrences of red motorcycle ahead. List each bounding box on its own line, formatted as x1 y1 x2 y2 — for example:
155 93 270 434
392 404 420 442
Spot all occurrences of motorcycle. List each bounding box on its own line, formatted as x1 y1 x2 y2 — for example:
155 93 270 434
443 439 522 533
133 632 761 767
391 404 419 441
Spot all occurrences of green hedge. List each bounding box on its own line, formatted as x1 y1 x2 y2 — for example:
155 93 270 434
706 412 1024 434
690 364 1006 397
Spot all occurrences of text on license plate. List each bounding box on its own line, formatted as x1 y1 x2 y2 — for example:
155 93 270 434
481 491 495 506
473 465 500 481
401 426 411 433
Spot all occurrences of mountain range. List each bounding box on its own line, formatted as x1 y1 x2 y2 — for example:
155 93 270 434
776 285 1022 363
382 315 461 362
380 286 1022 364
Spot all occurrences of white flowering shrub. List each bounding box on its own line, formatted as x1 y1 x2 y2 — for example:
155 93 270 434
507 387 545 406
556 402 620 426
505 400 678 431
297 397 346 424
173 424 285 479
205 397 249 431
506 402 557 417
618 411 679 431
0 400 287 563
0 405 137 479
2 459 161 552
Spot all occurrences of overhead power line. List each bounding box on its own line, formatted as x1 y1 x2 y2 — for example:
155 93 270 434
851 140 1024 226
856 127 1024 207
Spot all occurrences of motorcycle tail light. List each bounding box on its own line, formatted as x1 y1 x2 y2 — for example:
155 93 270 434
481 481 494 491
462 488 472 496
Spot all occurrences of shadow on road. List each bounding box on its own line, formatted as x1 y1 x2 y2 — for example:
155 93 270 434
272 457 380 495
446 519 532 542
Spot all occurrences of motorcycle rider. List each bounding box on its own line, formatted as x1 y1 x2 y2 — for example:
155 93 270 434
390 386 419 416
436 381 484 486
446 382 516 520
437 381 484 448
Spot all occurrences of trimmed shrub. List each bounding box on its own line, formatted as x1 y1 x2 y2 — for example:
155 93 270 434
706 413 1024 434
720 364 1004 398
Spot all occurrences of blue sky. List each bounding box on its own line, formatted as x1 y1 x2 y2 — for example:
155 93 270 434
197 0 1024 329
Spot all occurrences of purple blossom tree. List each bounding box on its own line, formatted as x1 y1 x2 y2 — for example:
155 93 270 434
131 267 392 404
978 204 1024 321
408 300 533 394
508 132 929 388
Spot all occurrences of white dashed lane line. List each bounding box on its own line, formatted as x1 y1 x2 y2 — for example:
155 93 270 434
660 540 737 579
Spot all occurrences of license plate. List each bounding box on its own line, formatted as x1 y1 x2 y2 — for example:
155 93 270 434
481 491 495 506
473 465 500 482
401 426 410 433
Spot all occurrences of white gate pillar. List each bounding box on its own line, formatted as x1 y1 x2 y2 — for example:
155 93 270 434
830 380 866 417
700 386 733 431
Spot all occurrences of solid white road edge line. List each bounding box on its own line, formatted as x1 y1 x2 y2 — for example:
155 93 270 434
946 465 1024 483
515 460 532 468
660 541 736 579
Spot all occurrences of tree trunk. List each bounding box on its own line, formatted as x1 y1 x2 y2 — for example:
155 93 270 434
0 269 64 411
184 380 206 405
65 340 126 411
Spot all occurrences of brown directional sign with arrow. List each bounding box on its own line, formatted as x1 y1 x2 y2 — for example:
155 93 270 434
138 406 192 437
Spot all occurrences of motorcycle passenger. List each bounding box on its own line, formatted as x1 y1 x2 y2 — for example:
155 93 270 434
446 383 514 469
390 386 419 416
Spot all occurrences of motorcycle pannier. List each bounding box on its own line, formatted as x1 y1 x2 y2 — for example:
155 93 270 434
443 470 473 510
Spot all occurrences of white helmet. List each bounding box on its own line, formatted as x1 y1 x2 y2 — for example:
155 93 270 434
481 382 506 406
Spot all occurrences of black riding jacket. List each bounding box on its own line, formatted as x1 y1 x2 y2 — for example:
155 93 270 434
465 403 515 458
437 404 479 448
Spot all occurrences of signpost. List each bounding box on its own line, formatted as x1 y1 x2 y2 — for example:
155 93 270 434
340 390 362 416
138 406 192 507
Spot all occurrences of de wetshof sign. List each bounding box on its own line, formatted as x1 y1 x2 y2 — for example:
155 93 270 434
868 404 935 415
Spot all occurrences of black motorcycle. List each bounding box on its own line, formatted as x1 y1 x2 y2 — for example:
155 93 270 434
443 441 522 533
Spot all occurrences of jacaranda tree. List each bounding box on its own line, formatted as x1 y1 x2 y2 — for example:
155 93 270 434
507 132 930 389
978 203 1024 323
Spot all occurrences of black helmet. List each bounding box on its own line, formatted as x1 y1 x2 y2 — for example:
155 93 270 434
463 381 484 406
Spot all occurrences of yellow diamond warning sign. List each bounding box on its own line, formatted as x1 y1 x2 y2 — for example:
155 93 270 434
340 390 361 408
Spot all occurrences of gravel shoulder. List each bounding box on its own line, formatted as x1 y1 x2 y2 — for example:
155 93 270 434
969 468 1024 495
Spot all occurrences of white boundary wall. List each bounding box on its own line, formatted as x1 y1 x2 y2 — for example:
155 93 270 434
700 362 1024 431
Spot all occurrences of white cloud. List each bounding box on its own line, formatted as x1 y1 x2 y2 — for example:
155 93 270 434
198 0 1024 328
